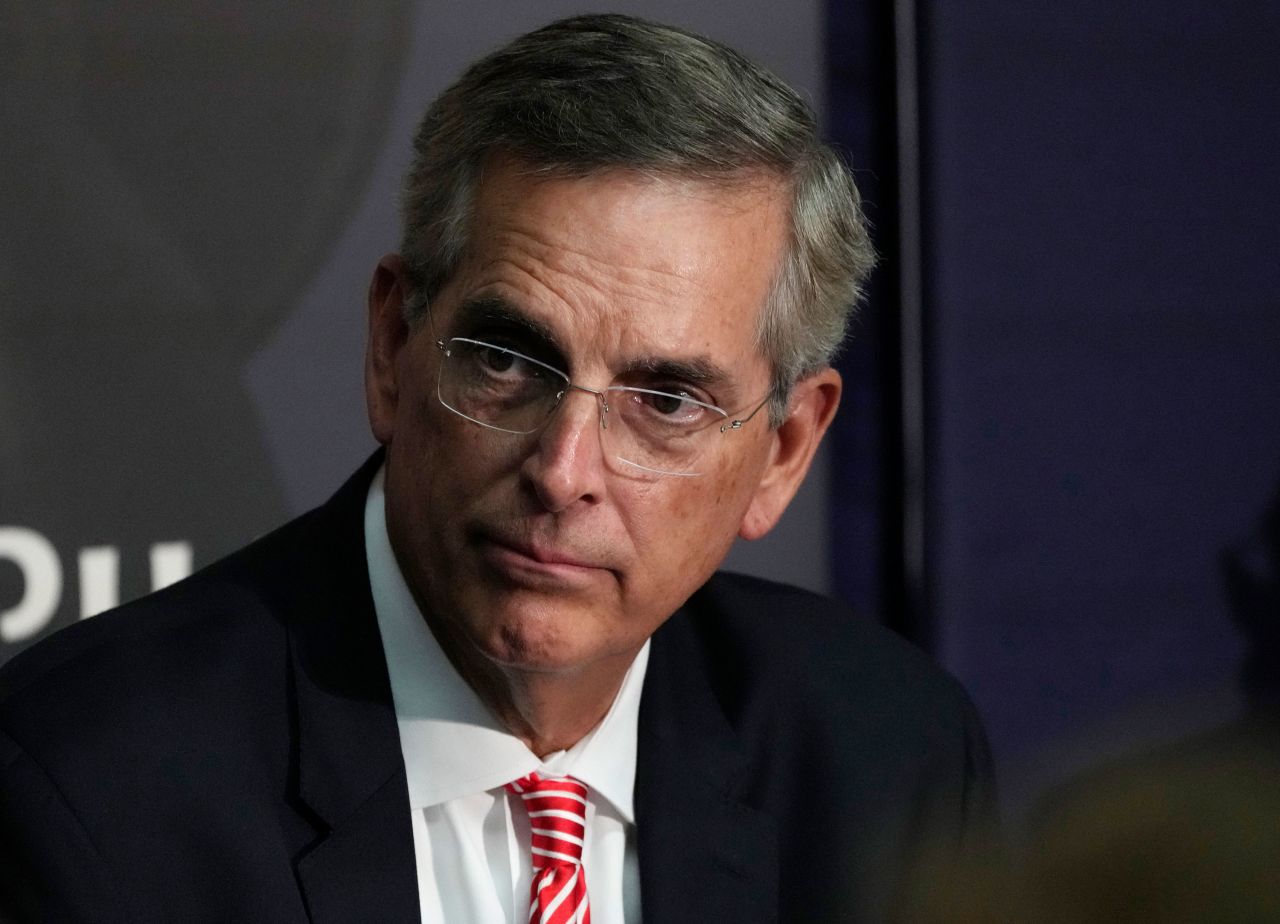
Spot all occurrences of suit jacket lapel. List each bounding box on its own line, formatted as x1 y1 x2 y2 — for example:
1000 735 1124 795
277 455 420 923
636 604 780 923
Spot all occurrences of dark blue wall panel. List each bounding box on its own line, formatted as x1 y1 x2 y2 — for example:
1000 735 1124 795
917 2 1280 792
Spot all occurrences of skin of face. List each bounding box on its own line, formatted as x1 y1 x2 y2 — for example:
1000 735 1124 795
365 157 841 725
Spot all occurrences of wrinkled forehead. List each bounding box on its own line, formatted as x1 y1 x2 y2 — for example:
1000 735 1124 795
463 151 793 275
437 161 789 390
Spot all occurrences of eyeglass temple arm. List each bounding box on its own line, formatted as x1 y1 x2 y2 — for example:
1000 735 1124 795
421 301 449 355
404 286 441 344
720 394 772 432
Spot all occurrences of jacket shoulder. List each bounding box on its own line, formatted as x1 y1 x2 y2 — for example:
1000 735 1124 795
0 507 320 709
0 452 379 710
647 571 997 918
686 571 972 720
674 571 995 819
0 472 373 785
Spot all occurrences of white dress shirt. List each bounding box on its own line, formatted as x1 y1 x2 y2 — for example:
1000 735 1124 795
364 467 646 923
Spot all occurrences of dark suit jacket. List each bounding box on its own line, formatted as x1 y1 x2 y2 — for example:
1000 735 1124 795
0 457 994 922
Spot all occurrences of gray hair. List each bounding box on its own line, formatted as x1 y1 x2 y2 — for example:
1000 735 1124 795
400 13 874 425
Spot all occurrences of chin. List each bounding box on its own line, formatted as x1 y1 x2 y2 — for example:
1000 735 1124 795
462 593 606 675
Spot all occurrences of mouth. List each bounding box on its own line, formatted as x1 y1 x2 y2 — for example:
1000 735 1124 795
473 529 610 585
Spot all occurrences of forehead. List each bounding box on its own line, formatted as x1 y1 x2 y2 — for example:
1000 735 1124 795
438 160 790 380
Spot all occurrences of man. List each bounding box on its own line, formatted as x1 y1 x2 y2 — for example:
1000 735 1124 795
0 14 993 923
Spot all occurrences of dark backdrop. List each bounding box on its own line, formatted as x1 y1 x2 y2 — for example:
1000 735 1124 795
825 0 1280 806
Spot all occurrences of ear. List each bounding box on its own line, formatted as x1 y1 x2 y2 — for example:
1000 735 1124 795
738 367 842 541
365 253 412 446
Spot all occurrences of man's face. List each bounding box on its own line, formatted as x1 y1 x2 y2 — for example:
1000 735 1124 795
368 160 819 680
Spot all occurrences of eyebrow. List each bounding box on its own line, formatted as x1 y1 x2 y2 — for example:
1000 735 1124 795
620 355 733 391
453 295 564 352
453 293 737 394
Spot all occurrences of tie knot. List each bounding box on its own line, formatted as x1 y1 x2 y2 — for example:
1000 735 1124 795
506 773 589 868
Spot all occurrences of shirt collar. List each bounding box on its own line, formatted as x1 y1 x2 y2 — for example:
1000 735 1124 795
364 465 646 822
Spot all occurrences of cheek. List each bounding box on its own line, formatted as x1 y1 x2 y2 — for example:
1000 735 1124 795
389 396 472 526
611 480 664 561
403 389 514 480
712 464 747 508
706 436 764 508
624 478 745 582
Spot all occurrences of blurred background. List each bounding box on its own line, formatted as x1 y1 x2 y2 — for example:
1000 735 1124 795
2 0 1277 821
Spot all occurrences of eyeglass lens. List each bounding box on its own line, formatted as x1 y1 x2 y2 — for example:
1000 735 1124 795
438 338 728 476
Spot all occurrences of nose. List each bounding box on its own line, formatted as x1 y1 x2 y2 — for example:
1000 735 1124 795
519 386 607 512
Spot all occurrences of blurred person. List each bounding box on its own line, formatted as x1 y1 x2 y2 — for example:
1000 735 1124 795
906 478 1280 924
905 753 1280 923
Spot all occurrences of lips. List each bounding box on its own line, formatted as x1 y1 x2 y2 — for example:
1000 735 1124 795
494 536 595 568
472 528 611 582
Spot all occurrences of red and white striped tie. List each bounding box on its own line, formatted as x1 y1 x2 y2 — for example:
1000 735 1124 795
506 772 592 924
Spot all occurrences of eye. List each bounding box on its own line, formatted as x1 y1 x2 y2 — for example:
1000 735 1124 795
614 386 721 431
476 343 517 374
647 389 702 417
458 339 552 383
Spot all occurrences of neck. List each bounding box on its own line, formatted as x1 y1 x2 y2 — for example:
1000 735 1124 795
492 660 634 757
